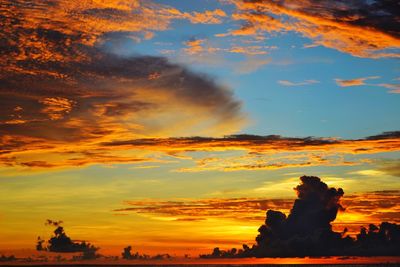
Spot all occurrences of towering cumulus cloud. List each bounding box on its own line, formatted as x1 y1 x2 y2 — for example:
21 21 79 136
0 0 244 168
254 176 345 256
201 176 400 257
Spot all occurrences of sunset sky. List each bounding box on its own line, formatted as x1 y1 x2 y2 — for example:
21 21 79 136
0 0 399 259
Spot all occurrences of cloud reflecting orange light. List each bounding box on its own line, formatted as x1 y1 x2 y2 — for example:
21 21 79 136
227 0 400 58
2 1 399 171
1 132 400 171
0 1 249 174
115 190 400 237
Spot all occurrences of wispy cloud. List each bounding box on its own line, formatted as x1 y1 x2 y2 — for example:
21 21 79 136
115 198 292 222
335 76 380 87
183 39 209 55
334 76 400 93
376 160 400 177
103 132 400 155
377 83 400 93
181 38 253 56
234 57 271 74
115 190 400 235
278 79 319 86
181 37 274 72
185 9 227 24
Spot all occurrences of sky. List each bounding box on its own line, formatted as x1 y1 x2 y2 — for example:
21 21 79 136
0 0 399 260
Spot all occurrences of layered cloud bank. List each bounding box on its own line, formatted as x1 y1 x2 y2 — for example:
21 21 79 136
1 130 400 171
116 189 400 236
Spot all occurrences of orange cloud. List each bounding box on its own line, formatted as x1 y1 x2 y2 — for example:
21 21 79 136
115 198 293 222
39 97 75 121
334 190 400 234
175 153 364 173
1 1 167 69
103 132 400 155
334 77 400 93
1 131 399 170
1 1 232 77
182 39 272 57
335 76 380 87
228 46 268 55
1 1 399 171
183 39 208 55
115 190 400 237
227 0 400 58
184 9 227 24
0 1 248 171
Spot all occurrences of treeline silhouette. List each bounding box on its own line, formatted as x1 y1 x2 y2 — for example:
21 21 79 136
121 246 172 260
36 220 99 260
36 221 173 261
200 176 400 258
0 255 16 262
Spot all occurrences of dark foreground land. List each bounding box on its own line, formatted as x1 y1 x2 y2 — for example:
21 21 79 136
1 256 399 266
1 264 400 267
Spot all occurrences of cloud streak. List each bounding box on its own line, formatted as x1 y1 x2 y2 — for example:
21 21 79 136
334 77 400 93
228 0 400 58
278 79 319 86
115 198 293 222
377 83 400 94
2 131 399 170
335 76 380 87
115 190 400 233
103 132 400 155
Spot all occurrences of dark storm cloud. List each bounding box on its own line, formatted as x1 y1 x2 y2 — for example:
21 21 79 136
250 176 346 257
282 176 344 235
365 131 400 140
200 176 400 257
